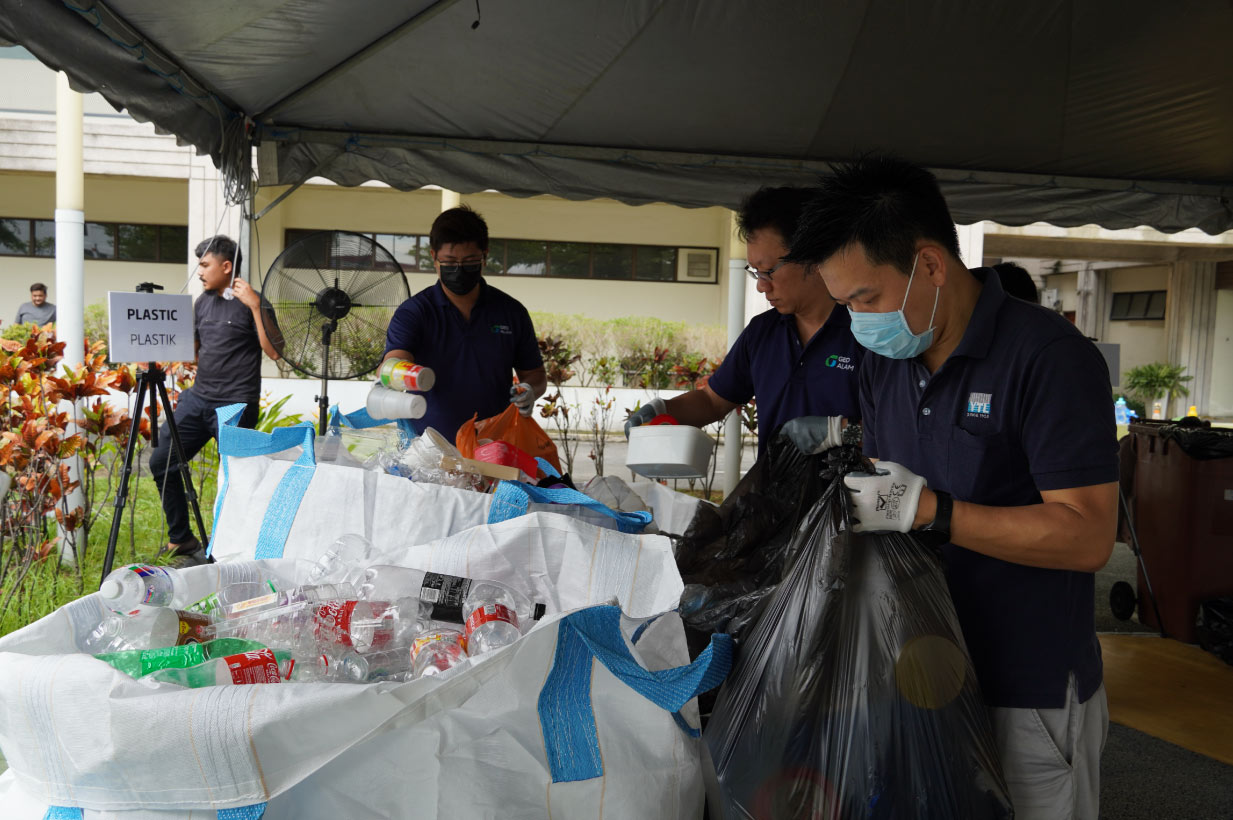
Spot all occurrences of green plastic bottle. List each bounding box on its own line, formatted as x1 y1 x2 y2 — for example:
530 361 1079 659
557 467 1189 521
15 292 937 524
95 638 269 678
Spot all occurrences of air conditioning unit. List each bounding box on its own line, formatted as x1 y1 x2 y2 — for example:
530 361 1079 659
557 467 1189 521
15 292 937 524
675 247 718 283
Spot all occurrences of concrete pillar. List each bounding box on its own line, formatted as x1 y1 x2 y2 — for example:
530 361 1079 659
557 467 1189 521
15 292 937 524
956 221 986 269
55 72 84 566
720 211 747 498
1165 261 1218 416
187 153 244 296
1075 264 1109 341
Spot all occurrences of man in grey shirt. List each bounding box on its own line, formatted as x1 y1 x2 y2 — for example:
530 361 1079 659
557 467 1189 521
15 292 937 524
14 282 56 325
149 235 283 566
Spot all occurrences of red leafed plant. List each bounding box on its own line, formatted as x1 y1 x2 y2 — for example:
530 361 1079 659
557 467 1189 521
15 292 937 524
0 329 145 619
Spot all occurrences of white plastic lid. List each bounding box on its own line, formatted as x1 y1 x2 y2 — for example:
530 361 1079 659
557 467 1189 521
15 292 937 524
100 579 122 600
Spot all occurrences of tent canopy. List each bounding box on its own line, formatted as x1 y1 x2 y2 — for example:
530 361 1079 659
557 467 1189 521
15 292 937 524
4 1 1233 233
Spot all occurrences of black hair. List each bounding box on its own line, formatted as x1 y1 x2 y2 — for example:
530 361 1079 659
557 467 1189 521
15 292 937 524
429 205 489 253
736 187 820 244
785 154 962 274
195 234 242 273
993 261 1040 303
29 282 47 293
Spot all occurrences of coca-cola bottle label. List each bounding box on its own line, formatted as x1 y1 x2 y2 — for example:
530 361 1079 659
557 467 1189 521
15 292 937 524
419 573 472 623
465 603 519 638
225 649 283 685
315 601 392 650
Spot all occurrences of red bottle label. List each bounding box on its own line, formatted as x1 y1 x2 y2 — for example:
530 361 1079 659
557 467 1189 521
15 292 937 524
225 649 283 685
175 610 211 645
315 601 392 649
464 603 518 638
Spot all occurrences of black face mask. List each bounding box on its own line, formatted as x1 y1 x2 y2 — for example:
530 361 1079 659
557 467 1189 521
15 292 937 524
439 262 483 295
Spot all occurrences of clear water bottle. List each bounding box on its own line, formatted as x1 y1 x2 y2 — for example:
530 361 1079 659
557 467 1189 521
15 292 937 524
304 534 380 586
1114 397 1129 425
410 630 467 678
312 597 425 653
80 606 182 654
337 646 415 683
462 583 523 657
219 580 358 619
99 564 189 613
358 566 536 628
146 648 290 687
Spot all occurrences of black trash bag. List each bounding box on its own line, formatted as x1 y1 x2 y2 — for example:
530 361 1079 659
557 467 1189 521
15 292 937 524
1197 597 1233 666
676 430 840 641
1157 419 1233 460
703 444 1013 820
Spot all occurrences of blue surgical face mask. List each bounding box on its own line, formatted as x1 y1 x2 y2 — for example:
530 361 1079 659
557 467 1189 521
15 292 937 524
847 253 939 359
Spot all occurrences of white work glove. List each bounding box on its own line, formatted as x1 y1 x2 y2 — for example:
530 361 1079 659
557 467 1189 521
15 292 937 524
510 382 536 417
781 415 845 455
623 397 666 439
843 461 927 533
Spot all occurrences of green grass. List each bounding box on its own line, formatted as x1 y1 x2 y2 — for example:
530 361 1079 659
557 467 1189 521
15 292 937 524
0 450 219 638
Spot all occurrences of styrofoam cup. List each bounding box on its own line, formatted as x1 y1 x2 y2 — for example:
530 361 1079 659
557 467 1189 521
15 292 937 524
366 385 427 420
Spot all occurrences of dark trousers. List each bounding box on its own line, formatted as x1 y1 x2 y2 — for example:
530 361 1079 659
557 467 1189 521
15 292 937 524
149 387 259 547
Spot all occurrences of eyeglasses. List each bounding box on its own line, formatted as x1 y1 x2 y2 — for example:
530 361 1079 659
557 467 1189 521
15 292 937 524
438 260 484 276
744 261 784 282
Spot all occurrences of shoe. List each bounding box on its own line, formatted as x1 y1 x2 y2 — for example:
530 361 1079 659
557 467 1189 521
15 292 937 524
168 546 210 568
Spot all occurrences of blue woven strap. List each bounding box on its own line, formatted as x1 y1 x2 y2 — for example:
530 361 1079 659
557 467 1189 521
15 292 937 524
45 803 267 819
536 457 561 478
215 404 318 560
488 481 653 533
537 605 732 783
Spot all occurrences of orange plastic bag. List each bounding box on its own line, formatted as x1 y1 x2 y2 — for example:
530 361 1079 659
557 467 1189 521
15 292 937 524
456 404 563 476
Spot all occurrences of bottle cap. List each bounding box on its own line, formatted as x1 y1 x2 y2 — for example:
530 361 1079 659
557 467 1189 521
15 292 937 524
100 579 122 600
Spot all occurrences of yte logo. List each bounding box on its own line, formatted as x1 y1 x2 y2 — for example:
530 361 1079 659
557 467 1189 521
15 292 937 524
875 482 908 520
490 324 513 335
825 353 856 371
966 391 992 418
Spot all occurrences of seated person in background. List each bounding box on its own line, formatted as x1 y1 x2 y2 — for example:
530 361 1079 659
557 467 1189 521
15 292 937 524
623 186 864 456
993 261 1040 303
382 206 547 440
15 282 56 325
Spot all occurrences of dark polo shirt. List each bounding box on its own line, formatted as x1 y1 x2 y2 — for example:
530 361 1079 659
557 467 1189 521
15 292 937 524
859 269 1118 709
194 288 279 404
709 303 864 455
384 280 542 440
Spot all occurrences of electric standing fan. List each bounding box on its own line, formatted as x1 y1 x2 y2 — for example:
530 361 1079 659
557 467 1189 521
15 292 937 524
261 230 410 433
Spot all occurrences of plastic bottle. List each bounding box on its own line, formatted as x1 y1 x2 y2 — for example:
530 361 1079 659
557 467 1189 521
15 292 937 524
99 564 189 613
184 563 275 617
80 607 183 654
1114 397 1129 425
95 638 269 678
366 384 428 420
219 580 358 619
1152 400 1163 419
410 630 467 678
379 359 435 392
145 648 291 687
1188 405 1199 417
336 646 416 683
304 534 378 586
358 565 535 628
462 583 523 657
313 598 424 652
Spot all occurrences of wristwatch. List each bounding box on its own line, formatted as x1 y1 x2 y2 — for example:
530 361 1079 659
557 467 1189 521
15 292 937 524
918 490 953 540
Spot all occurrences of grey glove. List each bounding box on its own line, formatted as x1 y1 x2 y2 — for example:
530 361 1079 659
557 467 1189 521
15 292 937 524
623 397 666 439
510 382 536 417
781 415 845 455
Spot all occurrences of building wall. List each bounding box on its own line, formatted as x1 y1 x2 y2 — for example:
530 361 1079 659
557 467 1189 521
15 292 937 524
1104 265 1169 385
0 171 190 320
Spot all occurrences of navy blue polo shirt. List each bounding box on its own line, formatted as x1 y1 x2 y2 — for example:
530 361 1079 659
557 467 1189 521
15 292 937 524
708 303 864 454
860 269 1118 709
384 280 542 440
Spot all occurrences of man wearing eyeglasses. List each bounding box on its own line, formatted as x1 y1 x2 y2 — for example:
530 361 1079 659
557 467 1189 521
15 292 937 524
624 186 863 455
383 206 547 439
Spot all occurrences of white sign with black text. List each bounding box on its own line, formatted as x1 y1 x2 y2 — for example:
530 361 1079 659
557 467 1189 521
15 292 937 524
107 292 195 363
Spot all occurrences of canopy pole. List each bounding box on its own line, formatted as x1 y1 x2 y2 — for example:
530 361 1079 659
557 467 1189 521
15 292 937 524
55 71 85 567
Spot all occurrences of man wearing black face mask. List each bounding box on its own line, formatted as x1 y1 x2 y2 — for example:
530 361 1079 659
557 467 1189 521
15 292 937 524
383 206 547 440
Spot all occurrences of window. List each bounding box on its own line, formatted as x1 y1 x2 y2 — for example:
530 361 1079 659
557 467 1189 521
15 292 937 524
280 229 717 284
1110 290 1167 321
0 217 187 262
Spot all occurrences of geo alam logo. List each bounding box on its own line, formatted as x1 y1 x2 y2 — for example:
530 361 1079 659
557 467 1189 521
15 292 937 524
825 353 856 371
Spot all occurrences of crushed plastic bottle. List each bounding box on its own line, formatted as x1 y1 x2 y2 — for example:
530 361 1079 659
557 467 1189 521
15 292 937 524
184 563 276 617
336 646 415 683
206 597 425 657
80 606 183 654
219 580 358 619
145 648 291 687
304 535 379 586
410 630 467 678
358 566 537 628
95 638 268 678
462 583 523 657
99 564 189 613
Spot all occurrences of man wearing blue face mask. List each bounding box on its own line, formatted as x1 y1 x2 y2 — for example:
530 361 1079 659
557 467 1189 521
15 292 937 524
383 206 547 439
786 156 1118 820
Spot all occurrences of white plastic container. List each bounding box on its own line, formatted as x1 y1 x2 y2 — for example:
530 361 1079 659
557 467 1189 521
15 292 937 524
625 424 716 479
366 384 427 420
